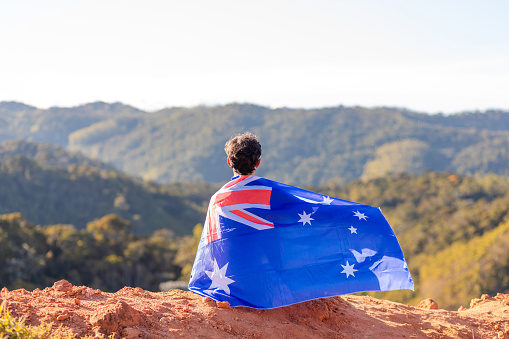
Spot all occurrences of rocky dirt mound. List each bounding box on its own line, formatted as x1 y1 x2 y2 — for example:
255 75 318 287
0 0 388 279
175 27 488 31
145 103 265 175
1 280 509 338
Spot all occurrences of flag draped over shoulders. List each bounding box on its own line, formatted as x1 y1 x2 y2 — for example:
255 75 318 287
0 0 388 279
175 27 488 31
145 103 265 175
188 175 414 309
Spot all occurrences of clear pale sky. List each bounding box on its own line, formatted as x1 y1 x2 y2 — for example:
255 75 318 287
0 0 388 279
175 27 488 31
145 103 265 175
1 0 508 114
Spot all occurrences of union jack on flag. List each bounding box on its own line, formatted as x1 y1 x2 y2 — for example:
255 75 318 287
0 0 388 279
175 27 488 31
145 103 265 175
190 175 414 309
204 175 273 243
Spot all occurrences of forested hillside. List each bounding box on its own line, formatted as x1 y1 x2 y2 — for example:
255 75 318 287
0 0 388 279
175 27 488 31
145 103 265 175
0 140 213 235
0 139 115 171
1 101 508 186
0 101 144 146
0 213 190 292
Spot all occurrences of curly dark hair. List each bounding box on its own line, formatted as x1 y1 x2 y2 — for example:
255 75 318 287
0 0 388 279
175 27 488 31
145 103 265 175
224 132 262 175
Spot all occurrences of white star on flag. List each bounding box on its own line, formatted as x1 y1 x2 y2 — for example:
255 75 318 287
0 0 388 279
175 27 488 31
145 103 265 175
206 260 235 295
298 210 314 226
321 196 333 205
341 260 358 278
353 210 368 221
348 226 357 234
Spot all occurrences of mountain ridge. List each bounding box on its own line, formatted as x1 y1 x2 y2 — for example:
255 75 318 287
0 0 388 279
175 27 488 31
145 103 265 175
1 101 508 186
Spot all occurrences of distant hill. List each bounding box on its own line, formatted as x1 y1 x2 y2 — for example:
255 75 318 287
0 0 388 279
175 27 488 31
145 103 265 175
0 140 213 235
1 101 509 186
0 101 144 146
0 139 116 171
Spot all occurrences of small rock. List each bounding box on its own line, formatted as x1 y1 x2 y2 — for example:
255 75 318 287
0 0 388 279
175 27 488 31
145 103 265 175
223 324 233 333
481 294 489 300
53 280 73 292
1 287 9 295
498 331 505 339
202 296 216 307
470 298 481 308
312 301 330 321
458 306 467 311
495 324 501 330
417 298 438 310
90 300 141 333
217 301 231 309
57 314 69 321
74 298 81 306
122 327 140 339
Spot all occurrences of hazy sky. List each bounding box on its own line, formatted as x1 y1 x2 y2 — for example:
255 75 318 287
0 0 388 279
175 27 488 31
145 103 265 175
1 0 508 113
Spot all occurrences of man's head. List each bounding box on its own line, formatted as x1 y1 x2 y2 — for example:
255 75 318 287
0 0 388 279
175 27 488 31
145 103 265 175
224 132 262 175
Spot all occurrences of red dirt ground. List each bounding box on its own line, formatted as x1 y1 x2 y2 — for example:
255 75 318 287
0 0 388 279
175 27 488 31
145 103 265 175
1 280 508 338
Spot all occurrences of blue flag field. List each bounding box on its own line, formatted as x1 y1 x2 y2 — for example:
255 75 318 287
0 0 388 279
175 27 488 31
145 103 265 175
188 175 414 309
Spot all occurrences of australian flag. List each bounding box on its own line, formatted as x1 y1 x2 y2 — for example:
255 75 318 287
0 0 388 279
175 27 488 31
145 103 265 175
188 175 414 309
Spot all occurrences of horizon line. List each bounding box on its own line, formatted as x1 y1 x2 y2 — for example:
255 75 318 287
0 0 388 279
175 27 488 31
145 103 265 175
1 100 508 116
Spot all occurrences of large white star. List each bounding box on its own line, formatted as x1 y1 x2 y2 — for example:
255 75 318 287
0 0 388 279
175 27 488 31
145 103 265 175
321 196 333 205
205 260 235 295
348 226 357 234
298 210 314 226
341 261 358 278
353 210 368 221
